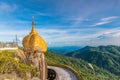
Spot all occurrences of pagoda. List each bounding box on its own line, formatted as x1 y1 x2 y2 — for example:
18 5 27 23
22 16 47 80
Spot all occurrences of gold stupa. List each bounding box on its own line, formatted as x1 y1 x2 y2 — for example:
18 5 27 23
22 17 47 53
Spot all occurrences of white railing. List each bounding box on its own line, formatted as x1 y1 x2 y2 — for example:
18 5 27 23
0 47 18 50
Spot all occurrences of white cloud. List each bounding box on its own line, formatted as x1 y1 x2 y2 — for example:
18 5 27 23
64 16 89 27
35 12 50 16
101 16 118 21
0 2 17 13
85 27 120 46
93 16 119 26
93 21 111 26
0 27 95 46
1 23 120 46
67 16 85 21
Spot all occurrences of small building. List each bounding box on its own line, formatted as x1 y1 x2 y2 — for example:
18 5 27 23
0 42 18 50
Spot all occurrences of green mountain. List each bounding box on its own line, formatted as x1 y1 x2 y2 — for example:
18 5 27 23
66 45 120 76
45 51 120 80
0 49 119 80
48 46 81 55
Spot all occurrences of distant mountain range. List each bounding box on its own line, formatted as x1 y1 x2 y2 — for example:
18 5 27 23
0 47 120 80
66 45 120 76
46 50 120 80
48 46 81 55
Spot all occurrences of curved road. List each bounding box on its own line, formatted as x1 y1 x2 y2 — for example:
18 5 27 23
48 66 78 80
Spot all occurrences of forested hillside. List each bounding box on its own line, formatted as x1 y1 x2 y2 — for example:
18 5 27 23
45 51 120 80
0 50 119 80
66 45 120 76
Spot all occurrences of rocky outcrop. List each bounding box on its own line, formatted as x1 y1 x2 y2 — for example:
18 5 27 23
16 49 47 80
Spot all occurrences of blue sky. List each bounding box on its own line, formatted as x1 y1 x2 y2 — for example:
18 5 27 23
1 0 120 47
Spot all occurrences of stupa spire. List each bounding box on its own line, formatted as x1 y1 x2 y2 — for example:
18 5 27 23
31 16 36 33
22 16 47 53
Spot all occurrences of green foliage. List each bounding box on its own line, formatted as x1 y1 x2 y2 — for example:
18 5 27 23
66 45 120 78
0 50 37 79
0 49 119 80
45 51 120 80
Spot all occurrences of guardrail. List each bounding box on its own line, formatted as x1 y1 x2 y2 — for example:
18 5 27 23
47 63 83 80
0 47 18 50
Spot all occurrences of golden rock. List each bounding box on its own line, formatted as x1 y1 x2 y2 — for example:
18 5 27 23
4 78 10 80
22 17 47 53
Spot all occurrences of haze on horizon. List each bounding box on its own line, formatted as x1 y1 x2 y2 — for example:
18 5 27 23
0 0 120 47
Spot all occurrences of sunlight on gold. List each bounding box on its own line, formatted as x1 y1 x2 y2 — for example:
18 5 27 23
22 17 47 53
4 78 10 80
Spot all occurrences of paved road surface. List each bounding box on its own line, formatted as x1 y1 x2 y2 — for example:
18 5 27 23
48 66 78 80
